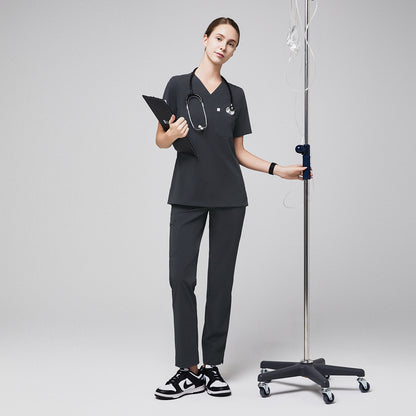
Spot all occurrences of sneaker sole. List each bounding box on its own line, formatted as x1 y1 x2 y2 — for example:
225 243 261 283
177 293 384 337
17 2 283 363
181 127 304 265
155 385 206 400
206 388 231 397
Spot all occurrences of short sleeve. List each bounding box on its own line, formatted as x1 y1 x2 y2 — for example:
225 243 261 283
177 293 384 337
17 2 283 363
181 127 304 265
233 89 252 138
162 76 178 116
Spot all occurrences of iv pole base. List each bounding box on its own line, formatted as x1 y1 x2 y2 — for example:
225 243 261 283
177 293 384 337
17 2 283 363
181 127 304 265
257 358 369 404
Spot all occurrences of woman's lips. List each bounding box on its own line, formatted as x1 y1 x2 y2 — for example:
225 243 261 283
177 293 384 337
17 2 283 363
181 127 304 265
215 52 224 58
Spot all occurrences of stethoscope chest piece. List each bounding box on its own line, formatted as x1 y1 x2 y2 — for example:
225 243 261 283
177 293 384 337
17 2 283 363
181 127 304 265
225 105 235 116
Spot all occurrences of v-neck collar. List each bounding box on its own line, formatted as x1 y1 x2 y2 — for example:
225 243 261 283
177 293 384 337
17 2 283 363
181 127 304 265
193 72 224 96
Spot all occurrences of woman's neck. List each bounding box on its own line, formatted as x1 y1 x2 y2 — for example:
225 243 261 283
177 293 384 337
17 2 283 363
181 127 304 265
195 54 222 82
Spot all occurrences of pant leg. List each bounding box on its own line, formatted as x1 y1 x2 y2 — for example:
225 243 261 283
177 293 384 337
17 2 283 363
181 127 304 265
169 204 208 368
202 206 246 365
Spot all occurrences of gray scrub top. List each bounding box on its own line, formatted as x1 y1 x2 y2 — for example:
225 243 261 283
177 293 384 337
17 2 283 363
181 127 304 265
163 72 252 207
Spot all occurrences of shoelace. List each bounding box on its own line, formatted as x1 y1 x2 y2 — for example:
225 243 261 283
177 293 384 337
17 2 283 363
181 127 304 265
166 369 187 385
205 367 225 382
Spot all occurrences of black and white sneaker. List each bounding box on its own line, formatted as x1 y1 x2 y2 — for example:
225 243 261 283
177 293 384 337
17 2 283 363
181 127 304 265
200 365 231 397
155 368 206 400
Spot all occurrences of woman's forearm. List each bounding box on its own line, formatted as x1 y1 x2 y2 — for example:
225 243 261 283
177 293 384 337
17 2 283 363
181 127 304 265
156 129 176 149
236 149 280 175
156 115 189 149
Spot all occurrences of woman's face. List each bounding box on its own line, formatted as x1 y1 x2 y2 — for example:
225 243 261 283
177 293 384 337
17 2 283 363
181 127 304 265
203 24 239 66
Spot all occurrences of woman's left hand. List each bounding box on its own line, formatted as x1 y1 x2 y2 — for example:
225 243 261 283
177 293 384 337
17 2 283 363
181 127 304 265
275 164 314 180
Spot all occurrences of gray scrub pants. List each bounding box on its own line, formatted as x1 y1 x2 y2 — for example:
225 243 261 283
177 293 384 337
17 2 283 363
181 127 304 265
169 204 246 368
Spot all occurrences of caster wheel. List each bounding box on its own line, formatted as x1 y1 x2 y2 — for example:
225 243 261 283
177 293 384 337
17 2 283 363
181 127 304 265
258 383 270 398
358 378 370 392
321 389 335 404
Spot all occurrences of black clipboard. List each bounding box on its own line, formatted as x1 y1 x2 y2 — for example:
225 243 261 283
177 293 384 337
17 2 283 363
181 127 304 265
142 95 197 157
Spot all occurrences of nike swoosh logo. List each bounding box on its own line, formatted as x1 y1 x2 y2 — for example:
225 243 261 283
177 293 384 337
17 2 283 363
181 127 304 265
184 380 194 389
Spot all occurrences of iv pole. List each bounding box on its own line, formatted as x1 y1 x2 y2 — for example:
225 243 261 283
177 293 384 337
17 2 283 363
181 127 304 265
257 0 370 404
303 0 311 364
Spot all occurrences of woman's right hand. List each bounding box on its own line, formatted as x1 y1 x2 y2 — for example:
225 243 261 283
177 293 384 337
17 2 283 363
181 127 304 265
166 114 189 141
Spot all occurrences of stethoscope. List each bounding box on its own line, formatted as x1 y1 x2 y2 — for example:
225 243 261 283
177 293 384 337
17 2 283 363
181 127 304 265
186 67 235 131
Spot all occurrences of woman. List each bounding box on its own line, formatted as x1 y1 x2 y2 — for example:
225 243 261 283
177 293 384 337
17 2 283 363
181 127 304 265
154 17 312 400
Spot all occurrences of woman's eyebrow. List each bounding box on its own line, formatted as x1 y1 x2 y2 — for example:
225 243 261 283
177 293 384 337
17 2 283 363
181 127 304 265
215 33 237 43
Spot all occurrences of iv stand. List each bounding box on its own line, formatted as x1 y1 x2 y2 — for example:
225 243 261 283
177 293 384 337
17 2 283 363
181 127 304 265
257 0 370 404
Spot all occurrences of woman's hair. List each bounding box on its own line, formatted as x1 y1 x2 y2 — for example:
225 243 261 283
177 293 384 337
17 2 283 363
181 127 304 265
205 17 240 47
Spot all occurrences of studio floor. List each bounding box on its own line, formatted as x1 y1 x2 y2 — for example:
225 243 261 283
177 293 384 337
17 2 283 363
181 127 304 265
1 324 414 416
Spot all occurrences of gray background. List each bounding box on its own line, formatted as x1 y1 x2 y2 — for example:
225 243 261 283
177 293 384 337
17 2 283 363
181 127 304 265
1 0 415 414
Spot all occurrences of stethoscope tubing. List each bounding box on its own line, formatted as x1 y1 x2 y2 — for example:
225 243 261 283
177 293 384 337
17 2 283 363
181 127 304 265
186 67 235 131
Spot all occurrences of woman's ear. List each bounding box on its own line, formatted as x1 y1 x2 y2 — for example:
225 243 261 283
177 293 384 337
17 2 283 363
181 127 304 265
202 34 208 48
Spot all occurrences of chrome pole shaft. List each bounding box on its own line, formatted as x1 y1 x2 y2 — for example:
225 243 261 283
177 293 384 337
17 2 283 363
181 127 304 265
303 0 310 362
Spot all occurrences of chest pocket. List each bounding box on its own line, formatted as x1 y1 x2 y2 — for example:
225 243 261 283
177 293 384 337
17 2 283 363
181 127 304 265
211 104 236 138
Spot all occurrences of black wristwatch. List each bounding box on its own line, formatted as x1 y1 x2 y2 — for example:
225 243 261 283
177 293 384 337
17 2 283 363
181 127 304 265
268 162 277 175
